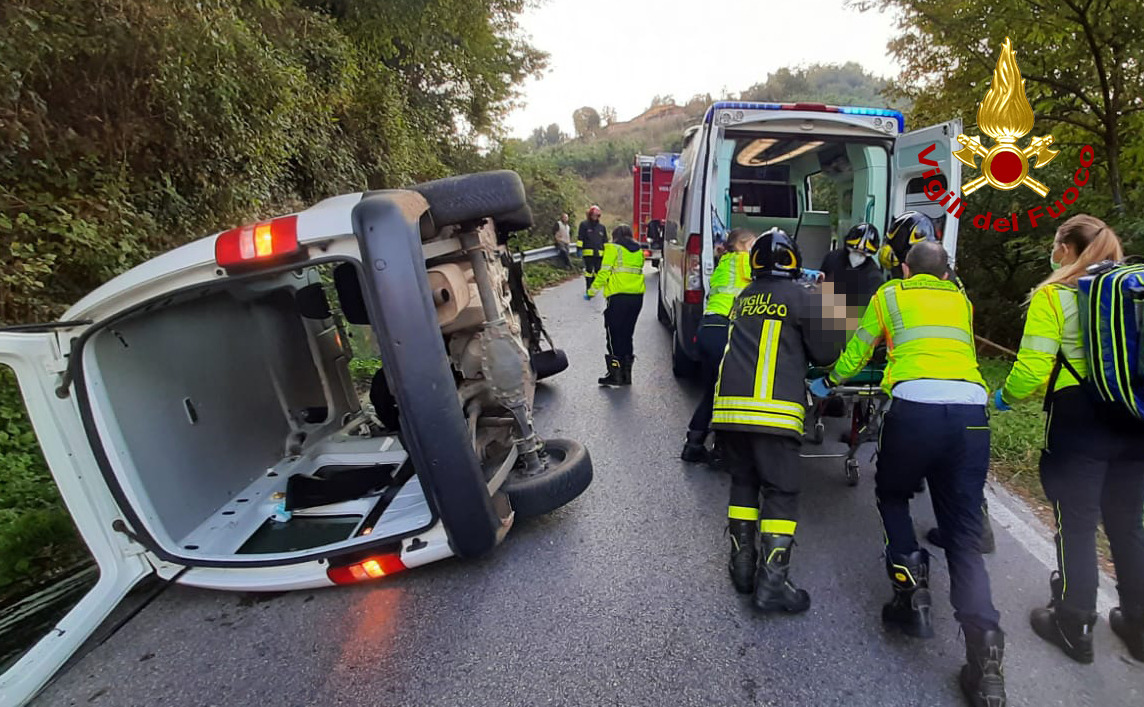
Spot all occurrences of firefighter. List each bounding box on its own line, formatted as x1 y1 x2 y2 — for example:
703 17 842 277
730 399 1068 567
587 224 645 386
681 227 757 464
880 211 998 555
714 229 845 613
995 215 1144 665
820 222 884 309
578 205 608 294
811 241 1005 707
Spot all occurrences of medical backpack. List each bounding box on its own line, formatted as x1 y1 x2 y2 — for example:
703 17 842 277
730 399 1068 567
1067 261 1144 423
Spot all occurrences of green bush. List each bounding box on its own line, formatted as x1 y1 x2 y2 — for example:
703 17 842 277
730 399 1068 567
0 367 85 589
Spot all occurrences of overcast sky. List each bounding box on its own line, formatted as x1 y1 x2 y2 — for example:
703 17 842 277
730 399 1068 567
506 0 903 139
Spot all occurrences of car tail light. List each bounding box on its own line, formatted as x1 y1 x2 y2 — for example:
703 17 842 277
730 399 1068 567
327 553 407 585
684 233 703 304
215 215 300 269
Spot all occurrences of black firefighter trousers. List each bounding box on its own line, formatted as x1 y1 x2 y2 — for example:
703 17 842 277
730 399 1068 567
724 431 801 535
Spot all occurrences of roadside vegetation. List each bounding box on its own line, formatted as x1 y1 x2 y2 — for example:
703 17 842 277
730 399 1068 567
4 0 1144 590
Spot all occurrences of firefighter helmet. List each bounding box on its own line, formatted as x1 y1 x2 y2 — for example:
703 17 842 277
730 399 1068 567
587 205 602 218
845 222 880 257
879 211 937 270
750 228 802 279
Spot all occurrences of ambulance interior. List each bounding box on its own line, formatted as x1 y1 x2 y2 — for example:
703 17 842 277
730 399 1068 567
712 133 893 269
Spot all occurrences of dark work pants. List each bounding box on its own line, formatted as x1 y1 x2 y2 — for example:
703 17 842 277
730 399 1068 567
688 317 730 433
583 255 602 291
1041 388 1144 613
724 431 801 532
876 399 1000 631
555 242 573 269
604 293 643 361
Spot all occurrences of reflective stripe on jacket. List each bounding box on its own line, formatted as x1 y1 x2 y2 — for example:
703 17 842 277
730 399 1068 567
705 251 752 317
577 220 607 257
829 274 985 393
713 277 846 438
589 241 645 298
1000 284 1085 404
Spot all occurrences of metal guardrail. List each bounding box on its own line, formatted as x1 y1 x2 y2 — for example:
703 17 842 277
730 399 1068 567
516 243 578 264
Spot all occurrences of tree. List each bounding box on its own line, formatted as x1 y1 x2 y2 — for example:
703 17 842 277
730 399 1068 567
600 106 618 126
740 62 894 108
849 0 1144 214
572 106 601 138
545 123 566 146
647 94 676 109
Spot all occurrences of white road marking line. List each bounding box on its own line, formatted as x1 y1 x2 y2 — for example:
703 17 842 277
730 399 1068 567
984 481 1117 614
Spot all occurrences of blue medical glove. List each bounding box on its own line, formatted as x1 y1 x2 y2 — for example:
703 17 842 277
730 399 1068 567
584 293 592 300
808 377 833 398
993 389 1011 412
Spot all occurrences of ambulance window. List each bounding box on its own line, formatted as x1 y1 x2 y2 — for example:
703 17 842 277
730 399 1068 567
906 174 947 195
0 364 98 673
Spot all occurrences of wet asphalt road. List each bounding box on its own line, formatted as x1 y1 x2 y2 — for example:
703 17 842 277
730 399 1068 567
34 272 1144 707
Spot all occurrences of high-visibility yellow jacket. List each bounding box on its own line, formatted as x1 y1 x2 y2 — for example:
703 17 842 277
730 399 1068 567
713 276 845 438
589 240 645 298
829 274 985 394
705 251 752 317
1000 284 1085 404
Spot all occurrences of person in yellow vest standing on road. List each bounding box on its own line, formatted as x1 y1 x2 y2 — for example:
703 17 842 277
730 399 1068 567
681 228 757 463
578 205 608 294
995 215 1144 666
587 224 645 387
811 241 1005 707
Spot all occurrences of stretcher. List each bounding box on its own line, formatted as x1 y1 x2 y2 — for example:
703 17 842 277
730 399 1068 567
801 362 889 487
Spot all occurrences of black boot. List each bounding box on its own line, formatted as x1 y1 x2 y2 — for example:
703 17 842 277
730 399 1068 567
1029 571 1096 664
680 430 708 462
708 440 726 470
752 533 810 614
728 520 757 594
925 505 996 555
598 356 623 386
959 626 1007 707
619 356 634 385
1109 602 1144 662
882 549 935 638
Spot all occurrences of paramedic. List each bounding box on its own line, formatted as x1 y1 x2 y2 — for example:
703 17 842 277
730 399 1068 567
587 224 645 387
714 229 845 613
578 205 608 293
995 214 1144 664
681 228 757 464
881 211 998 554
812 241 1005 707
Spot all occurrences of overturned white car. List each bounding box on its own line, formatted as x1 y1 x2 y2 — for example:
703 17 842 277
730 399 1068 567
0 170 591 706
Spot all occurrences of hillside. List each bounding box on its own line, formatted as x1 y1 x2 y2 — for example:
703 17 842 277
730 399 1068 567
532 62 902 227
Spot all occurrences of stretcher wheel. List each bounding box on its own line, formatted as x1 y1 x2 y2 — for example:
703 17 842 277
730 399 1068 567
845 458 860 487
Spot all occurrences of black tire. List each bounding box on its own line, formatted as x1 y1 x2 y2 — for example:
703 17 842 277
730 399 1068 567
657 292 671 326
503 439 593 518
408 170 527 227
531 349 569 381
496 205 534 234
672 332 699 379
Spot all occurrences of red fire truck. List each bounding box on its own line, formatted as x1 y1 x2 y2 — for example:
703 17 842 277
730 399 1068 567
632 153 679 269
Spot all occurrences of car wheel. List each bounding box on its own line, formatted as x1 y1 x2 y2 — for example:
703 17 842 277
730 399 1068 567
408 170 528 227
530 349 569 381
657 292 671 326
503 439 593 518
672 331 699 379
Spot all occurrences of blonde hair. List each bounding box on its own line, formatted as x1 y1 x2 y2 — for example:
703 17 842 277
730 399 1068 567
725 228 757 252
1032 214 1123 296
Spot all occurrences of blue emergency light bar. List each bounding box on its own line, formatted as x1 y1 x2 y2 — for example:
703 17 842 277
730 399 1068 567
706 101 906 133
